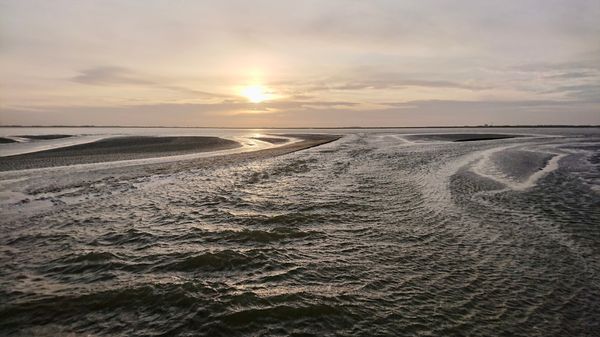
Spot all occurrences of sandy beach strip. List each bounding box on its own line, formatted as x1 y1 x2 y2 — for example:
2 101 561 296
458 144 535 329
0 136 241 171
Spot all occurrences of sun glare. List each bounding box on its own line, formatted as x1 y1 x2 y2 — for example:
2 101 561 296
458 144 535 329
241 85 270 103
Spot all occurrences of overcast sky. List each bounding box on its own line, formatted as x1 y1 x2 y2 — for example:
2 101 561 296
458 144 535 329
1 0 599 127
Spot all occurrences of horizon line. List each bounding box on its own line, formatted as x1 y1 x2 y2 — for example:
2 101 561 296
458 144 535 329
0 124 599 129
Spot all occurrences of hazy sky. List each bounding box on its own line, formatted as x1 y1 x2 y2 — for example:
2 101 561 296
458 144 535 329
1 0 599 127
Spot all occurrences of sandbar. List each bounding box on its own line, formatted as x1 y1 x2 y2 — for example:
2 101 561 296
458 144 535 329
0 136 241 171
406 133 520 142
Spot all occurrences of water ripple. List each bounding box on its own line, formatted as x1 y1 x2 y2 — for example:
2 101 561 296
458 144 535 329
1 131 599 336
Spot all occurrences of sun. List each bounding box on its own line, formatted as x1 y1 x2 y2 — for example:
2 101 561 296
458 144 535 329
241 85 271 103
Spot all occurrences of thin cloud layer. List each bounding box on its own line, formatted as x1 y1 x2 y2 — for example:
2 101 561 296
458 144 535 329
1 0 599 126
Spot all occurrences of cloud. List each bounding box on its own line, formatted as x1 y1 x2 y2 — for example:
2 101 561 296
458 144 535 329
511 59 600 73
2 1 600 126
2 98 598 127
545 71 597 79
71 66 229 99
383 99 575 109
544 84 600 102
72 66 151 85
274 75 490 97
330 79 489 91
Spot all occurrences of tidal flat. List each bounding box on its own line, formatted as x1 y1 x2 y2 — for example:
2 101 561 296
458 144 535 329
0 127 599 337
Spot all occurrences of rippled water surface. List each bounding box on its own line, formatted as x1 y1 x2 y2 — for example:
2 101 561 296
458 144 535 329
1 128 599 336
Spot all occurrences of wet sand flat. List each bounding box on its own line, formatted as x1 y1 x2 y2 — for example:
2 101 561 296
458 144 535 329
18 134 73 140
0 136 241 171
406 133 520 142
252 137 289 144
0 134 340 172
0 137 17 144
119 134 341 176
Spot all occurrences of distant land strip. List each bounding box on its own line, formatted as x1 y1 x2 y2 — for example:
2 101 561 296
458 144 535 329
1 125 599 129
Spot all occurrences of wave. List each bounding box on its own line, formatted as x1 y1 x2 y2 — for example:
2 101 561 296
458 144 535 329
2 130 599 336
152 249 290 273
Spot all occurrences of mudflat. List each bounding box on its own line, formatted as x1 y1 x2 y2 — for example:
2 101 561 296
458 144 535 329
406 133 520 142
0 136 241 171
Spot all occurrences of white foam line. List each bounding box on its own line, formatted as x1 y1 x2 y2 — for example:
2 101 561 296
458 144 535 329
518 153 566 190
470 144 566 191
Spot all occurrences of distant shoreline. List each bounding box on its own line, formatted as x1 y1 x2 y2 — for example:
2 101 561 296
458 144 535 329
1 125 598 129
